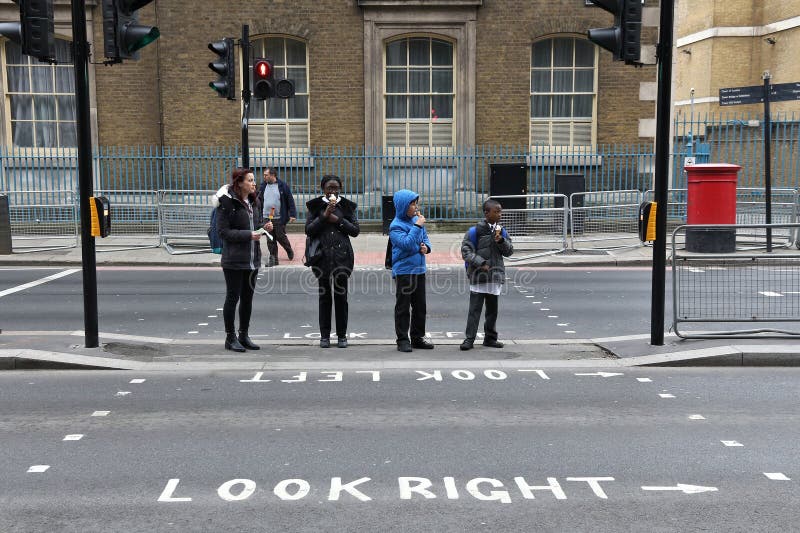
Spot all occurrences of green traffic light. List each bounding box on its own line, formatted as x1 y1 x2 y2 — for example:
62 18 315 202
123 24 160 54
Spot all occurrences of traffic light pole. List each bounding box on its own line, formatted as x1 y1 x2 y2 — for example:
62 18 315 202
241 24 250 169
650 0 675 346
70 0 99 348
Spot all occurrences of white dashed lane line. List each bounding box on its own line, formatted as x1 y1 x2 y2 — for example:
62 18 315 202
721 440 744 447
91 411 110 417
130 379 146 384
63 434 84 441
27 465 50 473
764 473 791 481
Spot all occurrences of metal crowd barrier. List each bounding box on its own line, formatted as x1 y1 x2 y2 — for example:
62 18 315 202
1 189 78 253
488 194 568 260
645 187 799 250
569 190 643 251
95 189 160 252
158 189 216 255
672 223 800 339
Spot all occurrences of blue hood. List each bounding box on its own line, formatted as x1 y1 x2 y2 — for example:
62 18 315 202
393 189 419 222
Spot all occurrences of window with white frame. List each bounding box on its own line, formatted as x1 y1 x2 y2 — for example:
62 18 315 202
384 37 454 147
248 36 309 148
530 37 597 147
3 39 76 148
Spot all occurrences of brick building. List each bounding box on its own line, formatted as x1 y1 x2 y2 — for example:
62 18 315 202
0 1 662 149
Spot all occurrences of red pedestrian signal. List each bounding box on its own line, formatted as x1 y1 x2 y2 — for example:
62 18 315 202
253 58 274 99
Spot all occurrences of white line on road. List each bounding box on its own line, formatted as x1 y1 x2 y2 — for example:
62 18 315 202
637 378 652 383
27 465 50 473
659 394 675 398
116 391 131 397
688 415 706 420
130 379 146 384
63 434 84 441
721 440 743 447
91 411 110 417
759 291 784 297
764 473 790 481
0 268 79 298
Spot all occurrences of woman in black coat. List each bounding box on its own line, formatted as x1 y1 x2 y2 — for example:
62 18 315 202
214 167 272 352
304 175 360 348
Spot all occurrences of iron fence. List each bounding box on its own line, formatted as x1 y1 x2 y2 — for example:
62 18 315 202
1 189 78 253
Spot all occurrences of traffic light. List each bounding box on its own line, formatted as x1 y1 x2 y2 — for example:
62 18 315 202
89 196 111 238
587 0 641 65
101 0 160 63
253 58 274 99
253 57 295 99
208 38 235 100
0 0 55 62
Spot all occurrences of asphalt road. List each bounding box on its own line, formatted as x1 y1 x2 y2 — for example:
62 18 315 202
0 266 665 340
1 367 798 532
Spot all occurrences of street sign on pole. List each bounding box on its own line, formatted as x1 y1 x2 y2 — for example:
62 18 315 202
719 81 800 106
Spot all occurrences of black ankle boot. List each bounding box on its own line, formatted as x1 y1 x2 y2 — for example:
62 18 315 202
238 331 260 350
225 333 246 352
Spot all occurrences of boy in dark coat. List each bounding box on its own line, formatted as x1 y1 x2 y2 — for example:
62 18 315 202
460 199 514 350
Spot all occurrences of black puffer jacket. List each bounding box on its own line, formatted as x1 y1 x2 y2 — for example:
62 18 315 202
305 196 360 277
214 185 263 270
461 220 514 284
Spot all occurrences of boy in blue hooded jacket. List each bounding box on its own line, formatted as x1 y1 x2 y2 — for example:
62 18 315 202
389 189 434 352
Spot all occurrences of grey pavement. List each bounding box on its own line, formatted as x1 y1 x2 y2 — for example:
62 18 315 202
2 232 800 369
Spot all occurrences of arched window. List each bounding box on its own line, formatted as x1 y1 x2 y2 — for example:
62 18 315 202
3 39 76 147
530 37 597 147
384 36 454 147
248 36 309 148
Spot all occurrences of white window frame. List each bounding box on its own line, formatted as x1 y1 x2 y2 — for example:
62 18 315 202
1 37 77 149
530 36 598 149
383 35 455 148
246 35 310 150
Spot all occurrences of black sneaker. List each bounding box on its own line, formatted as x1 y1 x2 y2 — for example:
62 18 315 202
482 340 504 348
337 337 348 348
320 338 330 348
397 341 412 353
411 339 434 350
460 340 474 351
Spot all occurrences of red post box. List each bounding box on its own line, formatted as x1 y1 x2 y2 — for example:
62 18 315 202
685 163 740 253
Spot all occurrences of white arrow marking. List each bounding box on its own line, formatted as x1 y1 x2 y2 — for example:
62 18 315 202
641 484 718 494
574 372 624 378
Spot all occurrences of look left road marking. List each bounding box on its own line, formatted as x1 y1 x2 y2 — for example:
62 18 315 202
0 269 79 298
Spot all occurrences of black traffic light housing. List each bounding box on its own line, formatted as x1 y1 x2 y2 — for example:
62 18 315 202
89 196 111 238
587 0 642 65
253 57 295 100
101 0 160 63
0 0 55 62
208 37 235 100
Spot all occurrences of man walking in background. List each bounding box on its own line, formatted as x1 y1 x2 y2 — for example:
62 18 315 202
257 167 297 266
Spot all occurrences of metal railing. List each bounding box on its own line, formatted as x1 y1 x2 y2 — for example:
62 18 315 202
1 189 78 253
672 223 800 339
158 190 216 255
644 187 800 249
95 189 160 252
569 190 643 251
488 194 568 259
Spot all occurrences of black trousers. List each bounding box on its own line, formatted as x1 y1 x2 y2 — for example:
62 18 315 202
266 222 293 260
223 268 258 334
318 271 350 339
394 274 426 343
465 291 499 342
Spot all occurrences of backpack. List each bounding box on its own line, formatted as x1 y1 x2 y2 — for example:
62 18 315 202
464 226 478 270
384 238 393 269
207 207 223 254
